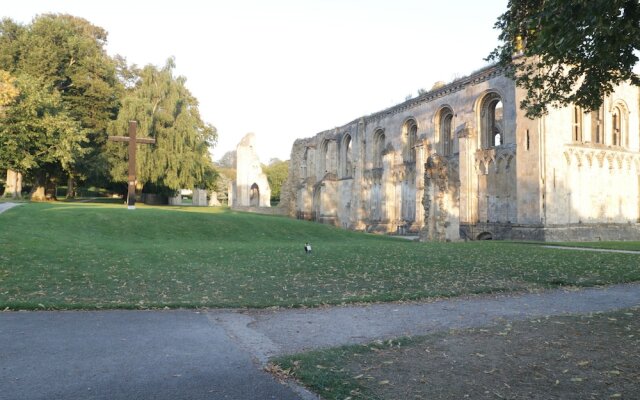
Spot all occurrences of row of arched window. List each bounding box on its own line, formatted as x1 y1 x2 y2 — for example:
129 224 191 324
302 92 507 179
572 102 629 147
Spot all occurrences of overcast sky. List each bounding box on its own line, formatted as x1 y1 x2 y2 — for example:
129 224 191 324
4 0 514 162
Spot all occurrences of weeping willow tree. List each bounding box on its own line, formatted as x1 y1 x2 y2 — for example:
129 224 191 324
107 58 217 196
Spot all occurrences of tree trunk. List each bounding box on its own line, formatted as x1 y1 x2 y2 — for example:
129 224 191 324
31 186 46 201
67 176 75 199
30 172 46 201
3 170 23 199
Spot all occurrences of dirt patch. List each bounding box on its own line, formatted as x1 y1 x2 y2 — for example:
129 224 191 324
277 307 640 399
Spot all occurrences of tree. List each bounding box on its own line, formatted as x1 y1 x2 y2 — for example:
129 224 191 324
25 15 121 196
263 159 289 203
488 0 640 118
107 58 217 194
216 150 236 169
0 73 84 199
0 70 20 197
0 15 121 196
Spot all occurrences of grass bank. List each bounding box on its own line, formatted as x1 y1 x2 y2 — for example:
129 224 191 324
1 203 639 310
273 307 640 399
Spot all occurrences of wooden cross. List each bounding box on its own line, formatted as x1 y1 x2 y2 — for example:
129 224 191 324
108 121 155 209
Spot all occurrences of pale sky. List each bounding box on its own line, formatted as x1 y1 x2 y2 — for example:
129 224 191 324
3 0 512 162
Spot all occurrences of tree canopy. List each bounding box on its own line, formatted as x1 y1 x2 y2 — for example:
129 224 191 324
0 14 219 200
488 0 640 118
0 73 84 178
0 14 121 195
106 59 217 193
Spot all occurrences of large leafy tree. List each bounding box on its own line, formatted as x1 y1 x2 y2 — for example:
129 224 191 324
488 0 640 117
107 59 217 194
0 73 84 197
0 15 120 196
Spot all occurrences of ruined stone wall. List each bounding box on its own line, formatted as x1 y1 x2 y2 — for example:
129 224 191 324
282 63 640 241
233 133 271 208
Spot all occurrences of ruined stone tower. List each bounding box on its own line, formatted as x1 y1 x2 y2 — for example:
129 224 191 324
231 133 271 208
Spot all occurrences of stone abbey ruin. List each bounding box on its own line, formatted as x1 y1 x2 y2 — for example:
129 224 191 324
280 64 640 241
230 133 271 209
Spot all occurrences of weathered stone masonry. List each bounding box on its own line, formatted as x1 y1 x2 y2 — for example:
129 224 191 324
281 64 640 241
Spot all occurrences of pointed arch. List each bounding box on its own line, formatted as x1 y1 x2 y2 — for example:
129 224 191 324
373 129 386 169
402 118 418 163
436 106 454 156
478 92 504 149
340 133 353 178
610 100 629 148
250 183 260 207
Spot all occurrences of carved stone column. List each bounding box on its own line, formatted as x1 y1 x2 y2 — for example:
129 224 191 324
457 123 477 226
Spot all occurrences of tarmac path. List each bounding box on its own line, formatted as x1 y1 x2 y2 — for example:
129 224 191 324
2 283 639 400
0 202 21 214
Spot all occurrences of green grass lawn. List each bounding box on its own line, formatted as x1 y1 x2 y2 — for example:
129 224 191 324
1 202 639 310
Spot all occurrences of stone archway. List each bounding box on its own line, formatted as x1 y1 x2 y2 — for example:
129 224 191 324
477 231 493 240
250 183 260 207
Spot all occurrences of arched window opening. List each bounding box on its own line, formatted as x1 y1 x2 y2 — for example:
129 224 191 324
320 140 330 174
612 110 620 146
373 130 385 169
491 100 503 147
591 105 604 144
611 105 627 147
341 134 353 177
572 106 583 142
480 93 504 149
403 120 418 163
494 132 502 146
250 183 260 207
439 108 454 156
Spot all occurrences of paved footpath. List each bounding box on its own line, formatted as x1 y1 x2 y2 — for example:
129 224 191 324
1 284 639 400
0 202 21 214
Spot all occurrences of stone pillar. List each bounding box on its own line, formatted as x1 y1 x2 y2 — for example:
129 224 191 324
457 123 477 226
421 154 460 242
192 188 208 206
414 142 427 229
352 118 367 230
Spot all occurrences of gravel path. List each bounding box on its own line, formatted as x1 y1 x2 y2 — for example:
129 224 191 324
543 245 640 254
210 283 640 364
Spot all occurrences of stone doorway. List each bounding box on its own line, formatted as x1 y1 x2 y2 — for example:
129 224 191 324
250 183 260 207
